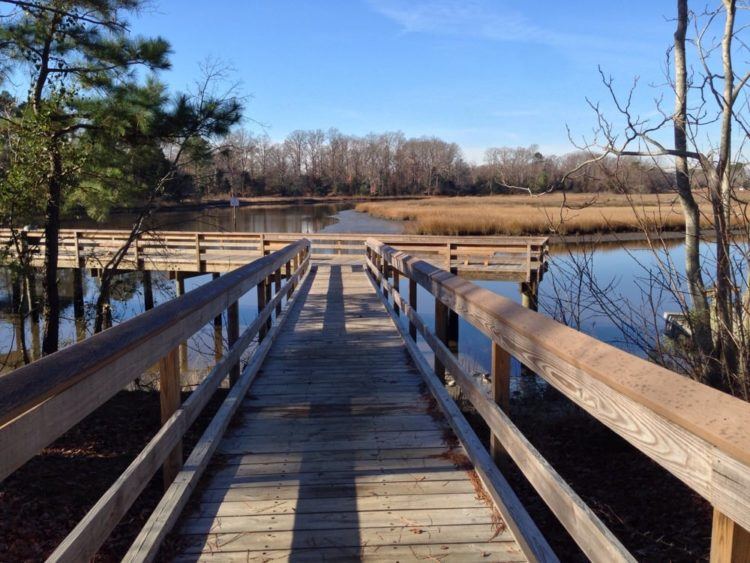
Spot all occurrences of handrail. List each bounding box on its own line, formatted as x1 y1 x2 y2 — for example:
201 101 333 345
0 239 310 482
46 245 312 562
365 238 750 561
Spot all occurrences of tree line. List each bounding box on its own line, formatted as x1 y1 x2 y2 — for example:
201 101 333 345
176 130 686 200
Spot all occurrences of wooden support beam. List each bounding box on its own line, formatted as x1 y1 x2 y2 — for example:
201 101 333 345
434 299 449 383
158 348 181 490
491 342 511 463
274 267 282 318
175 274 188 371
212 273 222 363
264 275 273 332
257 279 267 341
227 301 240 385
520 280 539 312
393 270 400 316
409 279 418 341
711 510 750 563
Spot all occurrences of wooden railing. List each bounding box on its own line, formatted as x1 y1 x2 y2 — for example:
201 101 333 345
0 239 311 562
365 238 750 563
0 228 547 280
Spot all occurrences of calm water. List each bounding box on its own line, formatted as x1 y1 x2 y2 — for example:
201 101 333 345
1 204 692 384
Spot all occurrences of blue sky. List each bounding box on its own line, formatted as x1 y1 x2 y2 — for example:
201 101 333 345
130 0 675 162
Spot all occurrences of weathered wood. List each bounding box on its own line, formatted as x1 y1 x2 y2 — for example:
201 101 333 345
366 267 556 562
492 342 511 462
409 278 418 340
160 265 529 562
171 543 526 562
227 301 239 385
366 238 750 533
159 348 182 489
369 254 634 563
174 274 188 371
0 239 308 483
274 267 282 317
177 524 516 555
45 251 311 563
123 263 312 563
435 297 449 382
711 511 750 563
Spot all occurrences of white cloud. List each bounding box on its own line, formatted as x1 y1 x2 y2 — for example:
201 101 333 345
367 0 631 52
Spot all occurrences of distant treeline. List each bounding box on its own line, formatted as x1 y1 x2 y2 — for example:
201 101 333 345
169 129 733 200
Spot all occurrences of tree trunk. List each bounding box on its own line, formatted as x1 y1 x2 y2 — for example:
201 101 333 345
673 0 713 361
712 0 738 383
41 145 62 355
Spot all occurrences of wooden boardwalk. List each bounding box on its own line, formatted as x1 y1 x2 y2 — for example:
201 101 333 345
171 265 525 561
6 237 750 561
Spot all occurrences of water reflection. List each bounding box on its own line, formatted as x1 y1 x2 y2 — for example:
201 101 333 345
1 204 403 374
62 203 350 233
2 202 705 386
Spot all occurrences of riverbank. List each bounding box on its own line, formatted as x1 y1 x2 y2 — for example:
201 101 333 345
355 192 748 236
108 194 425 215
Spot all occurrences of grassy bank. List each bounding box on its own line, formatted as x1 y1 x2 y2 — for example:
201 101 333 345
356 192 746 236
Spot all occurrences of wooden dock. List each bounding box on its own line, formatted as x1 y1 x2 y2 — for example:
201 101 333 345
0 228 548 282
2 235 750 562
172 265 524 560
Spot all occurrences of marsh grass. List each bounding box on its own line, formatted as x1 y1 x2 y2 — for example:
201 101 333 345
356 192 750 236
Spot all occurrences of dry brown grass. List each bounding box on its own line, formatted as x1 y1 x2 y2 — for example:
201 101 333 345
356 192 750 236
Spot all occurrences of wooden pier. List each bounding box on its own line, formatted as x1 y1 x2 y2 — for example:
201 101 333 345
1 228 548 281
1 235 750 562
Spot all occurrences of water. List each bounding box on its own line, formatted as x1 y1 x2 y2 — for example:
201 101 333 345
0 203 698 383
61 203 403 234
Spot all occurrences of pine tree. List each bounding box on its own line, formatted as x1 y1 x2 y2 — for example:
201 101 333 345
0 0 170 353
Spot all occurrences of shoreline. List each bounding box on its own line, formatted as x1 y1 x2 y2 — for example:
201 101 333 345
107 194 426 215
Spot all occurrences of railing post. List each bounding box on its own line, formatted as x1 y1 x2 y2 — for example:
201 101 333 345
710 510 750 563
382 259 390 300
265 274 273 331
490 342 512 463
212 273 222 363
257 278 267 341
227 301 240 385
274 267 282 317
175 273 188 371
195 233 202 272
447 243 459 358
520 280 539 311
289 257 297 297
393 269 400 316
434 298 449 383
409 278 418 341
159 347 181 489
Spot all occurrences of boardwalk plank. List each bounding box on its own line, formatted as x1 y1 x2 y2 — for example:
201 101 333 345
170 265 526 562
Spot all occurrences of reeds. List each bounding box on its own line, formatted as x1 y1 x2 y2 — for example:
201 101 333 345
355 192 748 236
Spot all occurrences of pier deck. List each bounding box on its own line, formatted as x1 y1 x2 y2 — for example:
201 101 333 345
171 265 523 561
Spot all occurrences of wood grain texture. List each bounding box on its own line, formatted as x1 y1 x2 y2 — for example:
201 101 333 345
366 238 750 532
46 254 311 563
369 262 633 562
164 265 527 562
0 240 310 482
